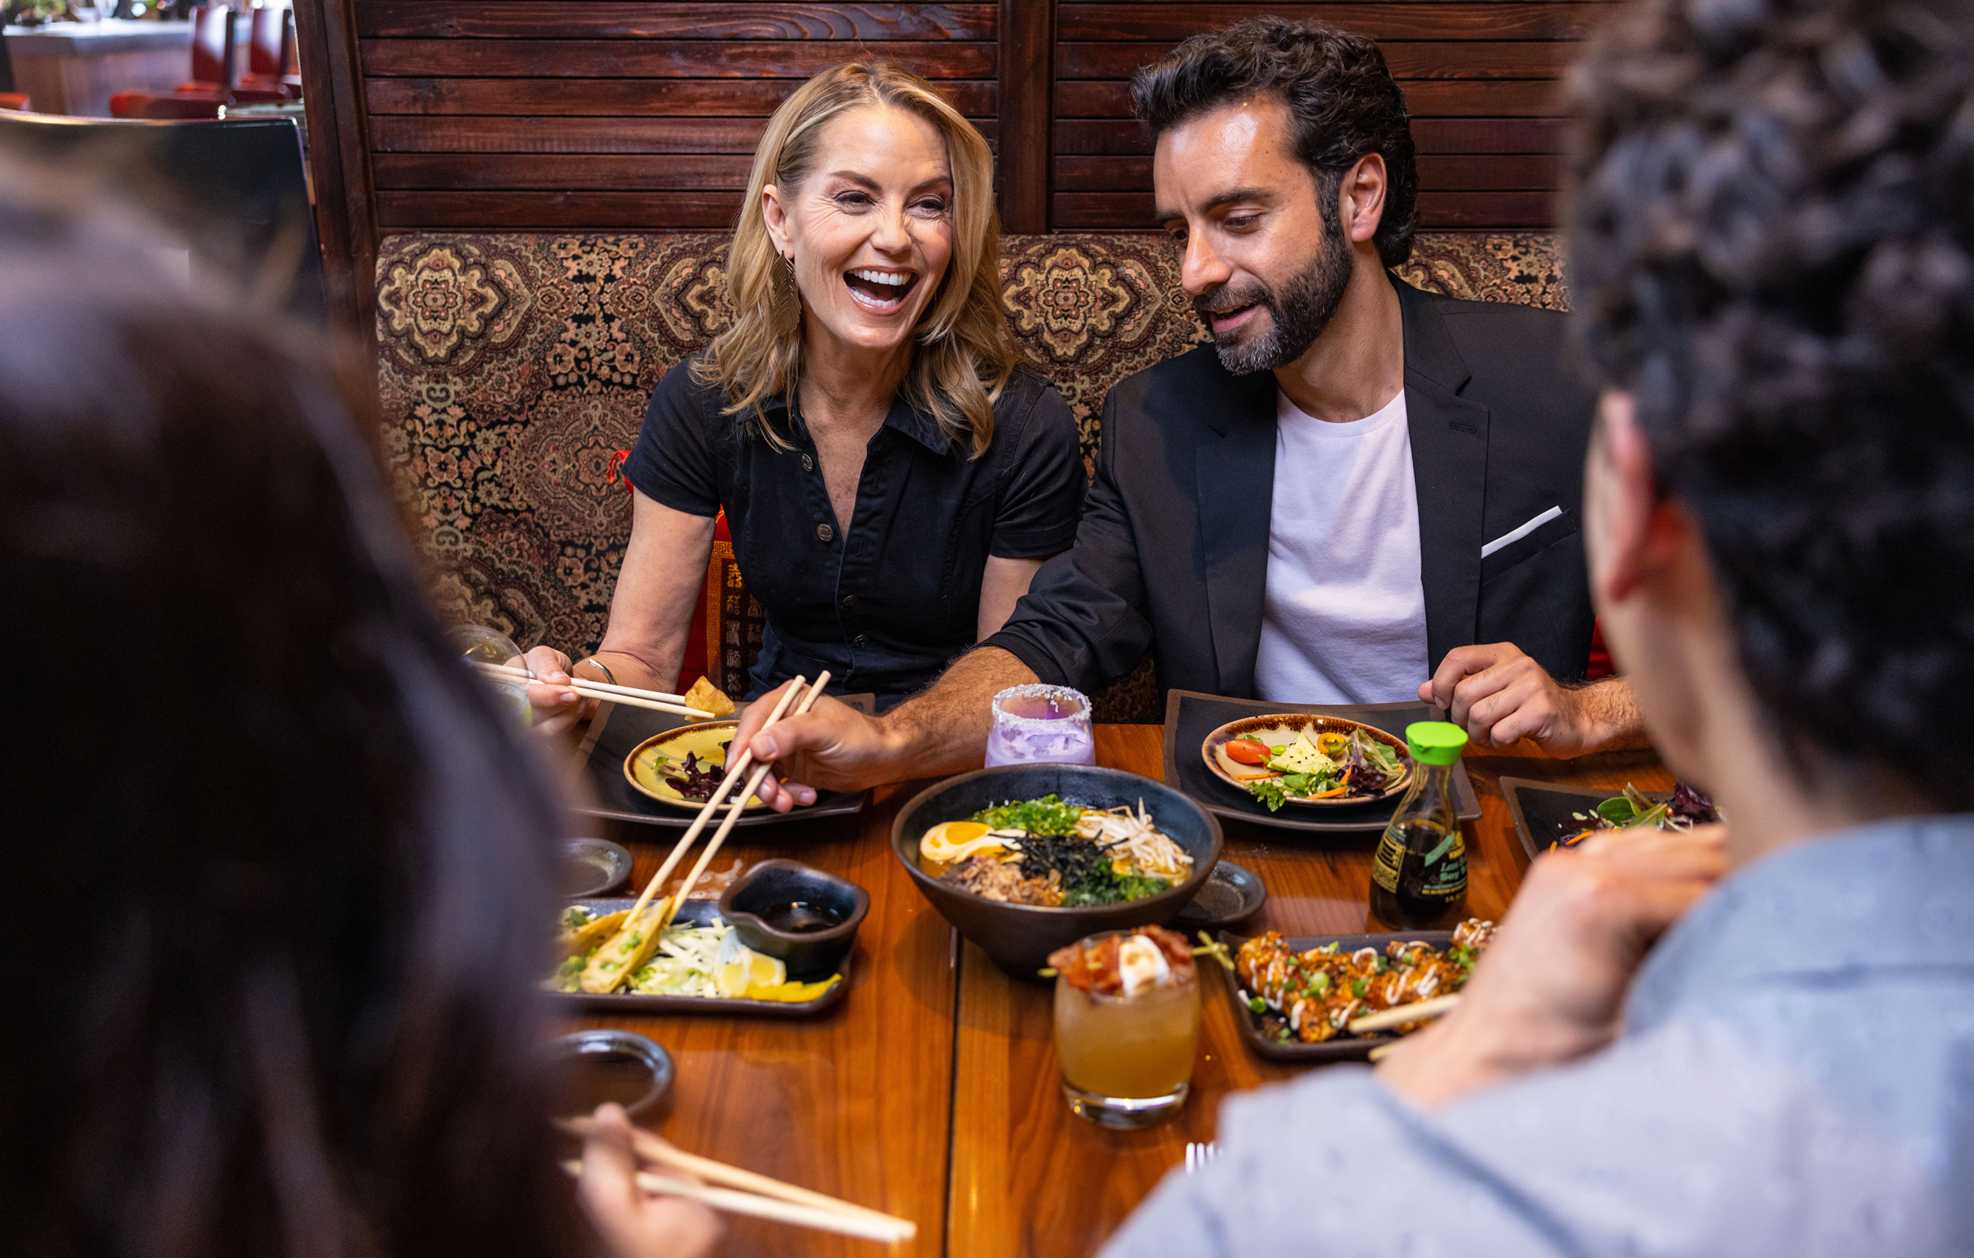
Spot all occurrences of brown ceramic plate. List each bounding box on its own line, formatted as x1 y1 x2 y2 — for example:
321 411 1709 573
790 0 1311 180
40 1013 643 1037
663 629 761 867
1199 713 1413 808
548 897 851 1018
623 719 776 812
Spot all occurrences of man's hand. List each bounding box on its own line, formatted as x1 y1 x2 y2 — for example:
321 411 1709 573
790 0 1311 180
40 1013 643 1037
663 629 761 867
1377 823 1728 1107
731 680 904 811
1420 643 1639 756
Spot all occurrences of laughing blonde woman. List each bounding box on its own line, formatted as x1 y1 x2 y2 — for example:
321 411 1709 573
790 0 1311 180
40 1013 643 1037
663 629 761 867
526 63 1081 720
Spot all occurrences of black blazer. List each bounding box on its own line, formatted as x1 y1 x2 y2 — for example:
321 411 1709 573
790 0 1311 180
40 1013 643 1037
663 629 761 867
986 278 1598 699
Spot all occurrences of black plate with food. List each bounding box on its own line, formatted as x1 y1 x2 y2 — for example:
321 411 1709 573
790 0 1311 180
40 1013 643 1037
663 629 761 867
1163 691 1481 834
1502 778 1719 864
892 764 1223 977
1170 860 1267 932
548 896 852 1018
1216 922 1493 1063
574 695 872 830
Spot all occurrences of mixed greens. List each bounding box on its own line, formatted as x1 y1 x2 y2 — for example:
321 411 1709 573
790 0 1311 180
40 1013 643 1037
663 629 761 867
1229 726 1408 812
1557 782 1719 848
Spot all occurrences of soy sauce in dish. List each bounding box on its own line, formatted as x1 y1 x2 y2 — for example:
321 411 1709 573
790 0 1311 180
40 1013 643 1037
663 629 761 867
759 900 845 934
556 1049 660 1117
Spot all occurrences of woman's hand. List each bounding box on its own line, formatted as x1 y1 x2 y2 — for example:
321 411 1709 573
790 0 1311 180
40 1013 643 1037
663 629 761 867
1376 823 1729 1107
577 1104 722 1258
520 645 596 737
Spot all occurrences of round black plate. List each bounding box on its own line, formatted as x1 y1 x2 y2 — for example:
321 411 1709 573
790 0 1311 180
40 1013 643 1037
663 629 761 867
560 837 632 898
1171 859 1267 931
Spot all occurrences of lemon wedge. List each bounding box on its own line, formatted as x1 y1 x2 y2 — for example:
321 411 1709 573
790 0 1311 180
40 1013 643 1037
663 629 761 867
713 932 786 998
747 975 842 1002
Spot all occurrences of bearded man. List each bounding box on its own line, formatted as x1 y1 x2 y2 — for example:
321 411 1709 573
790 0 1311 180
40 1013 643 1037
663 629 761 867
738 17 1640 806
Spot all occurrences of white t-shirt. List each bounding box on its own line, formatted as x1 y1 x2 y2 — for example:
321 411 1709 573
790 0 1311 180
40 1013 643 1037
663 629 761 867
1252 388 1431 704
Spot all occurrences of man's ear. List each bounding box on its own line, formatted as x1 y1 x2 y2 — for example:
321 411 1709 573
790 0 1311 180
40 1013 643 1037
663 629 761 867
1339 153 1387 246
1587 391 1657 604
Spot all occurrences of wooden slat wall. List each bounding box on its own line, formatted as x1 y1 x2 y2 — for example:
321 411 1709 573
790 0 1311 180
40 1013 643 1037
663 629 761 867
1050 1 1603 230
356 2 999 231
298 0 1608 324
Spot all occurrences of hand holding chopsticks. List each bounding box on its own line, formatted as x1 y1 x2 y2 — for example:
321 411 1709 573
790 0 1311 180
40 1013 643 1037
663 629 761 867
563 1110 915 1245
474 660 715 721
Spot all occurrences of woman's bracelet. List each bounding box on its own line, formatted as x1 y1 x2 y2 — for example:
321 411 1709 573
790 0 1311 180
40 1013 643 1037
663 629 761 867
576 655 619 687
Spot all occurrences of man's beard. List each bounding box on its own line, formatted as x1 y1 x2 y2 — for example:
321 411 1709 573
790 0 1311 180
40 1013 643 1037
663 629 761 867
1194 215 1352 375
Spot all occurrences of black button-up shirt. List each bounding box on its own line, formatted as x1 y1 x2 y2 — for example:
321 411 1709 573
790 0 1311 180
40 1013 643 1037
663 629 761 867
625 358 1084 707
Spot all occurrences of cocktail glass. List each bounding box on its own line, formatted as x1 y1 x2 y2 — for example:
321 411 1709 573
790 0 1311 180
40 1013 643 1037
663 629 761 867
1052 936 1200 1129
983 683 1095 767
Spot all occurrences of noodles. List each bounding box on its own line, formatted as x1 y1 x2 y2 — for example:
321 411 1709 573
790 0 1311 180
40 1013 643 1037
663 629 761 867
920 795 1193 907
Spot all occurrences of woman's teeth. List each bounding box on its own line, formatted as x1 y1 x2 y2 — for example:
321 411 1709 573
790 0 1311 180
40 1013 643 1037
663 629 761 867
843 268 917 312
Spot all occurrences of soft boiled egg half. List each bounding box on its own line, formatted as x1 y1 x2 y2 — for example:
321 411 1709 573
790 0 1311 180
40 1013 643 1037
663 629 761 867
919 820 1025 865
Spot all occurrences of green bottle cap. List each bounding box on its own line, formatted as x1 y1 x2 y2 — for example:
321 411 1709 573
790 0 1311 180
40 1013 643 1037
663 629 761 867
1405 721 1468 766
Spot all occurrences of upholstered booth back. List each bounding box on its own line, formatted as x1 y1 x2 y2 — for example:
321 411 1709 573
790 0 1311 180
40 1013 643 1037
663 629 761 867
377 231 1566 719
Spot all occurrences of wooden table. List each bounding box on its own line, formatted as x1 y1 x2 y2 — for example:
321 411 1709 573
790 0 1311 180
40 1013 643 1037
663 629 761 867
579 726 1672 1257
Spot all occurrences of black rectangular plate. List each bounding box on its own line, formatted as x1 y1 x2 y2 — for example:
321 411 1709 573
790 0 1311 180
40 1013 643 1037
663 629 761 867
1162 690 1481 834
573 695 872 830
548 897 852 1018
1500 777 1667 864
1216 929 1455 1063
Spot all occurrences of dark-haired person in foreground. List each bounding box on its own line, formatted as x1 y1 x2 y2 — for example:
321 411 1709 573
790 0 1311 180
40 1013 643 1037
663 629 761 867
737 19 1644 806
0 166 717 1258
1104 0 1974 1251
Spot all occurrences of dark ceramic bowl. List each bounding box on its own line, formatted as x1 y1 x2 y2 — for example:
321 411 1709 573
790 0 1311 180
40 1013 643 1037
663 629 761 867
719 859 869 980
547 1029 674 1118
891 764 1223 978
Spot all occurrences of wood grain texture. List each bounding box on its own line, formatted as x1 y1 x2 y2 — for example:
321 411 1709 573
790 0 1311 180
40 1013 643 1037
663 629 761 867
571 781 960 1258
1057 3 1606 42
377 189 747 227
1057 39 1577 80
945 726 1673 1257
997 0 1054 232
370 114 997 154
356 2 997 41
363 75 994 117
296 0 377 336
358 37 994 78
1055 77 1566 118
373 152 757 190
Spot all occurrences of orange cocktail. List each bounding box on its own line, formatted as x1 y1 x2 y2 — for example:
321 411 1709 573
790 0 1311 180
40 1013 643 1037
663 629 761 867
1050 927 1200 1128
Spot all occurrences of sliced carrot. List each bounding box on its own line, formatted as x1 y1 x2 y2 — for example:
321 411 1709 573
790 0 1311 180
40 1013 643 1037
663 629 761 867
1308 785 1349 799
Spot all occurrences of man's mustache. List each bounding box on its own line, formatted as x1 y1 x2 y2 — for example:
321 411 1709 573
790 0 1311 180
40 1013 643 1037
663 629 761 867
1193 282 1274 320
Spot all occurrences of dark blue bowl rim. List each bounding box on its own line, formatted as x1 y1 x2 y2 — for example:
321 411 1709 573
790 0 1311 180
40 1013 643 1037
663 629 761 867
889 763 1225 917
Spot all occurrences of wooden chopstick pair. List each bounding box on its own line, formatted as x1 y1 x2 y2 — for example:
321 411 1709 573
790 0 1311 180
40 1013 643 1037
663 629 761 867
473 660 715 720
620 672 831 934
558 1117 915 1244
1351 994 1461 1063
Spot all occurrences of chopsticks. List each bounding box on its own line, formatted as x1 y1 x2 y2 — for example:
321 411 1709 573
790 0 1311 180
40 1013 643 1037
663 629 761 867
1348 993 1459 1036
559 1117 914 1242
473 661 714 720
655 673 831 931
616 672 828 932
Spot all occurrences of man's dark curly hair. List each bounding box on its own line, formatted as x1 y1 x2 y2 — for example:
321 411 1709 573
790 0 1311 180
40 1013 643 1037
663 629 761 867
1567 0 1974 806
1130 17 1419 266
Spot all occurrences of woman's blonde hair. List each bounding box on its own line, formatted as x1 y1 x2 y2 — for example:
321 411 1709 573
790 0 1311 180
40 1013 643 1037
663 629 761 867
694 62 1014 457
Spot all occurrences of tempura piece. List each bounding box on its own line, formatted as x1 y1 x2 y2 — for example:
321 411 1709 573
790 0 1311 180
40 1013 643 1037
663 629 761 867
559 907 629 959
683 675 736 717
578 900 670 994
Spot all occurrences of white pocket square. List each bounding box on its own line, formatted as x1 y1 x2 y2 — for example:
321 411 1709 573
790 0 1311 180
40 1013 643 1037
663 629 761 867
1481 505 1565 558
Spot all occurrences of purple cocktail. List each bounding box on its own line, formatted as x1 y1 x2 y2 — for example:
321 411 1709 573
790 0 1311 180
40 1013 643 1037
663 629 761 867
983 684 1095 767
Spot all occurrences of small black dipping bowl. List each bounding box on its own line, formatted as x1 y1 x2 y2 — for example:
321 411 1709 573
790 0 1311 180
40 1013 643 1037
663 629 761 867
548 1029 674 1119
892 764 1224 979
719 859 869 980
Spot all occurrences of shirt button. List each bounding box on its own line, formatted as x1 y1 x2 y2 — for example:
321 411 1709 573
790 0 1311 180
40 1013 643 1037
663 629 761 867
816 522 834 543
852 633 870 648
800 453 814 472
841 594 859 612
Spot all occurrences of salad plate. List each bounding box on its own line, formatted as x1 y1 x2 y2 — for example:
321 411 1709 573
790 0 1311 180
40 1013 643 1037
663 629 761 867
1200 714 1412 809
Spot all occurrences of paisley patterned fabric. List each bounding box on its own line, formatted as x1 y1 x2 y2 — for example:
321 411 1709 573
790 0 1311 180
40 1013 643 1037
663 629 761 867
375 231 1567 718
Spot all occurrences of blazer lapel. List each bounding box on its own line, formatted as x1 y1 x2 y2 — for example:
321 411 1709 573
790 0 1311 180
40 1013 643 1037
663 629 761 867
1194 365 1278 695
1398 280 1490 668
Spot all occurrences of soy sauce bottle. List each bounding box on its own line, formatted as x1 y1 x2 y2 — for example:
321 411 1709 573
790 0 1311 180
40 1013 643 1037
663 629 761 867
1369 722 1470 928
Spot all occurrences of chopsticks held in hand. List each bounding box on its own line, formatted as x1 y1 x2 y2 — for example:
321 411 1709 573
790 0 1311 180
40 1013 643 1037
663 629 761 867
560 1117 914 1244
578 674 831 994
1348 993 1459 1037
474 661 714 720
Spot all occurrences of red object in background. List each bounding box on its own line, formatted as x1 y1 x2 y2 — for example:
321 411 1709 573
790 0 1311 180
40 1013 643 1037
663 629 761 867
233 5 299 104
1586 621 1615 681
0 94 28 111
110 5 237 119
108 91 225 119
609 446 715 693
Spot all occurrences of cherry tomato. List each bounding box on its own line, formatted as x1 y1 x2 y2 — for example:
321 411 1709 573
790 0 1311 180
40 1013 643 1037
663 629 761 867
1225 737 1271 766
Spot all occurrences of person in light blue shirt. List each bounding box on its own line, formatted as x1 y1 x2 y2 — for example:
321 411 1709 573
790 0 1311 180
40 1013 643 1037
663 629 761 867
1102 1 1974 1255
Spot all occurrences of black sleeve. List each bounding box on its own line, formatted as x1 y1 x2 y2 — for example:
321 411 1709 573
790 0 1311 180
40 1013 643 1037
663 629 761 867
989 380 1084 559
982 389 1153 691
621 359 722 518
